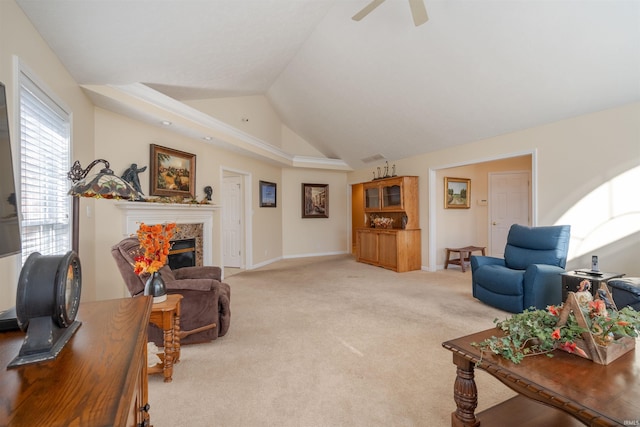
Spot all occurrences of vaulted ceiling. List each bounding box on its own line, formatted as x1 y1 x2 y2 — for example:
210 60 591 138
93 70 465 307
16 0 640 169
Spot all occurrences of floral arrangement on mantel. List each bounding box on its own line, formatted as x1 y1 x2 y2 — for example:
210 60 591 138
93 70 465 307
472 280 640 365
133 222 176 275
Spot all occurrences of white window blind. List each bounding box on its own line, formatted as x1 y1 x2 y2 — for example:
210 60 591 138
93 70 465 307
19 73 71 264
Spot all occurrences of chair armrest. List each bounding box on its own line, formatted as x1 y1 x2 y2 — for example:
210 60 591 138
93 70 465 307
173 266 222 281
523 264 565 309
165 278 222 292
470 255 505 271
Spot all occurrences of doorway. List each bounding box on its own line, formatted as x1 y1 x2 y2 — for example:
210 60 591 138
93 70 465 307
221 169 252 275
428 151 536 271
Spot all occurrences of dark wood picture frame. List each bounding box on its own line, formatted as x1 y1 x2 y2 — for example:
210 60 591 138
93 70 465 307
302 183 328 218
259 181 277 207
150 144 196 198
444 177 471 209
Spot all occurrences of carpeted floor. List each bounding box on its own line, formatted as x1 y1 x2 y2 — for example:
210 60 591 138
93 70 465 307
148 254 515 426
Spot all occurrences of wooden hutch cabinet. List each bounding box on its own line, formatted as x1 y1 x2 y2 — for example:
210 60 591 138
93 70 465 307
356 176 421 272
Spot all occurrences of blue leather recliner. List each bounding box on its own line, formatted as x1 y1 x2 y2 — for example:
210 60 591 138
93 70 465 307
471 224 571 313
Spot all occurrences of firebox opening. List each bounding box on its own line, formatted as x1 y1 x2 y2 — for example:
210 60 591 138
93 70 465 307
168 238 196 270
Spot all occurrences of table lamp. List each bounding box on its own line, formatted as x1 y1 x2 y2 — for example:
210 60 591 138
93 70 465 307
67 159 140 253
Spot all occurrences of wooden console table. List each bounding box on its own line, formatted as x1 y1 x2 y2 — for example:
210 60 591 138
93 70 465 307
0 297 153 427
149 293 183 382
442 329 640 426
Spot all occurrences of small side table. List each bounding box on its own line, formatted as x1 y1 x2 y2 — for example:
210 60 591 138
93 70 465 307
444 246 486 272
148 294 183 383
561 270 625 302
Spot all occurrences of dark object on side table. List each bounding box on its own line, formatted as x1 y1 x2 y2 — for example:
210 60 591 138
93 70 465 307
561 270 625 301
607 277 640 311
471 224 571 313
111 237 230 345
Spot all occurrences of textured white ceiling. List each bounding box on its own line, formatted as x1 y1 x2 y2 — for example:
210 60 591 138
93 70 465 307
16 0 640 168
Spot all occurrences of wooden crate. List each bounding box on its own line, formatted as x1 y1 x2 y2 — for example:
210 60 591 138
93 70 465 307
558 284 636 365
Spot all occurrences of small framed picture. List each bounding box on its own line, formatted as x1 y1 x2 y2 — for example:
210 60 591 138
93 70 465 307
259 181 277 207
150 144 196 198
444 177 471 209
302 183 328 218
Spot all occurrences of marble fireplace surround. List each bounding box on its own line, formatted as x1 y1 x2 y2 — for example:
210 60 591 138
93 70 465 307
115 202 220 266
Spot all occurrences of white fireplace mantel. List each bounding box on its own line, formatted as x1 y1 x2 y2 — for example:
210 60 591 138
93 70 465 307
115 202 220 266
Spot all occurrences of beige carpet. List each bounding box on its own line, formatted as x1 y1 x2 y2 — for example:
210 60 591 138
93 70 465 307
148 255 515 426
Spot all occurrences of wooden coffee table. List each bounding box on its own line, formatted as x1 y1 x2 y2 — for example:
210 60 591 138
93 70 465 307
442 329 640 426
148 294 183 382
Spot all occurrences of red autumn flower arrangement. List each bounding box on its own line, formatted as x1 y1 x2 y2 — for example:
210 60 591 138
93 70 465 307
133 222 176 276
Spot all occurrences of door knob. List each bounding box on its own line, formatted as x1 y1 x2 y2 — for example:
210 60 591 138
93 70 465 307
492 222 497 226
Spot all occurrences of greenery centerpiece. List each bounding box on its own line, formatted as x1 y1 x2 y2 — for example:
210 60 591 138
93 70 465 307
473 281 640 365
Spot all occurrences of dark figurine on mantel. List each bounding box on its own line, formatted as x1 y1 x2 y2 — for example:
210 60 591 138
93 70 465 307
204 186 213 201
121 163 146 199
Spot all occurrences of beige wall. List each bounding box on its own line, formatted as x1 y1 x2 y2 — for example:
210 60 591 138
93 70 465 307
348 103 640 275
186 95 283 147
434 156 532 266
0 0 96 309
95 108 289 300
282 168 349 257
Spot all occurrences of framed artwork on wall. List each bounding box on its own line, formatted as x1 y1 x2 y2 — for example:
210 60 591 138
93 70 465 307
302 183 329 218
150 144 196 198
444 177 471 209
259 181 277 207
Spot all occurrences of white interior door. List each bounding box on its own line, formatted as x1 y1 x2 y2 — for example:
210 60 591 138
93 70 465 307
489 172 530 257
222 175 242 267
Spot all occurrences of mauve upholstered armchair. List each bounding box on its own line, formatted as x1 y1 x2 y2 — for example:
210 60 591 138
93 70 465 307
471 224 571 313
111 237 230 345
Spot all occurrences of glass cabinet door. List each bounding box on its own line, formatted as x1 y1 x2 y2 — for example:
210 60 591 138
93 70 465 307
382 184 402 208
365 187 380 209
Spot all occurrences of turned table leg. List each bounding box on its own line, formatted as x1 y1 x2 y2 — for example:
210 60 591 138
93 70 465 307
162 320 174 383
174 309 181 363
451 354 479 427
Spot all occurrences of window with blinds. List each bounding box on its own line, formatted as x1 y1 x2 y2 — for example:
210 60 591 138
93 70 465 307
19 72 71 264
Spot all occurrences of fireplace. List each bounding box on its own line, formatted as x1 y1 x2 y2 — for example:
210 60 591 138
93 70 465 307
168 238 196 269
116 202 220 266
170 222 203 267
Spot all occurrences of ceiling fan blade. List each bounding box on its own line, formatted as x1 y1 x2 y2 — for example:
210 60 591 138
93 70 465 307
408 0 428 26
352 0 387 21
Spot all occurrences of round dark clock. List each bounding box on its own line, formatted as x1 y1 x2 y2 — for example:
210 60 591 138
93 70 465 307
9 251 82 368
16 251 82 330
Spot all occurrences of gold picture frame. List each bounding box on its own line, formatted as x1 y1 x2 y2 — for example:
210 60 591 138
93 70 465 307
150 144 196 198
444 177 471 209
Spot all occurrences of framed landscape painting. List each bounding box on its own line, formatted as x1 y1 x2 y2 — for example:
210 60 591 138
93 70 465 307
150 144 196 198
444 177 471 209
259 181 277 207
302 183 328 218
